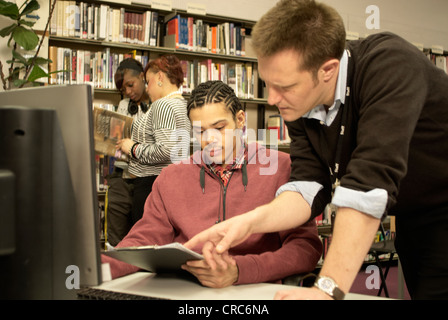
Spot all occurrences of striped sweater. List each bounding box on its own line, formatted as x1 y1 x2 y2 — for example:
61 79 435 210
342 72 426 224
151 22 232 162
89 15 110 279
128 96 191 177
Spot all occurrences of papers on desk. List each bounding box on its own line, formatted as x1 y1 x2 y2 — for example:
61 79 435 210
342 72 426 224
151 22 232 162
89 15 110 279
102 242 203 273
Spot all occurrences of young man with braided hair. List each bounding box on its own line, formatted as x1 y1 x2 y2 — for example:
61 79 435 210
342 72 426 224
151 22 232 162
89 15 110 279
102 80 322 288
186 0 448 299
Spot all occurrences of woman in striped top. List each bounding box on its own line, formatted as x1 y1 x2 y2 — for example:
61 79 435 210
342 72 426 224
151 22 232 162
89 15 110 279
116 55 191 225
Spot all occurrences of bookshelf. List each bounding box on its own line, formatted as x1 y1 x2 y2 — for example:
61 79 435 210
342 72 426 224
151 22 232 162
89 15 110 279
47 0 275 137
48 1 263 92
46 0 281 204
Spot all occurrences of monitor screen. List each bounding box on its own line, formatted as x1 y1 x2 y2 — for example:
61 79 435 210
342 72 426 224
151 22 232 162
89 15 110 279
0 84 102 299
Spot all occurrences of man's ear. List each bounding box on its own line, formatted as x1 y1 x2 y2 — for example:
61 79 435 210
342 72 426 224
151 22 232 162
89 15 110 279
319 58 340 82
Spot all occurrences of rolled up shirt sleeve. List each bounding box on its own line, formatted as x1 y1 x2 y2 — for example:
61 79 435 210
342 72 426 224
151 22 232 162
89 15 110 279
331 186 387 219
276 181 323 209
277 182 387 220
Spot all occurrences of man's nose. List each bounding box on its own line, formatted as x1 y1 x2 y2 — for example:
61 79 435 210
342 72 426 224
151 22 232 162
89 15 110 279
267 86 282 106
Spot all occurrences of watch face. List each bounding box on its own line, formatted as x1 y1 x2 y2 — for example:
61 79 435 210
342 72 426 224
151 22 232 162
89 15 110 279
315 276 345 300
319 278 335 294
321 279 332 288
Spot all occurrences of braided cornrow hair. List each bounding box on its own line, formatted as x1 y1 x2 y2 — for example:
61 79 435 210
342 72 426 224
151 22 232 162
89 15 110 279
187 80 243 119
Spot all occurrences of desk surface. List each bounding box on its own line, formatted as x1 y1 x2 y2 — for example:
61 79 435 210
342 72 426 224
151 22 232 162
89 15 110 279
92 272 388 300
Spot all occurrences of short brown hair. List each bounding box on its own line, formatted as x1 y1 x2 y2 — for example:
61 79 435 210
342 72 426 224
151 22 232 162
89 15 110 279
252 0 346 75
144 54 184 88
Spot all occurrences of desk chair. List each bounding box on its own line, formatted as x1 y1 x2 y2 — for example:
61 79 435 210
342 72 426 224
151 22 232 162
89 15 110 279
368 222 397 298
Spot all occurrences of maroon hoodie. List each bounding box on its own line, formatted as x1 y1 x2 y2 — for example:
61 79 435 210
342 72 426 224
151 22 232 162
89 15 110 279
102 143 322 284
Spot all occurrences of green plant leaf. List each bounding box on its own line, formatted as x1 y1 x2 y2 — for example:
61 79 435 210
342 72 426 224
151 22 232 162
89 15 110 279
8 60 26 66
28 64 49 82
0 23 17 38
13 79 27 87
12 26 39 50
6 59 25 65
0 1 19 19
19 19 36 27
12 49 28 64
29 56 52 65
21 0 40 16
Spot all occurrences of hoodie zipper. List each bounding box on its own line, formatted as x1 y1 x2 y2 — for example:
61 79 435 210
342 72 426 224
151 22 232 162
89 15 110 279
209 169 235 224
199 160 247 224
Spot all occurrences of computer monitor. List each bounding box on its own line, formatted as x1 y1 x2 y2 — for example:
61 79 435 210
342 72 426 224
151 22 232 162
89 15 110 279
0 84 102 299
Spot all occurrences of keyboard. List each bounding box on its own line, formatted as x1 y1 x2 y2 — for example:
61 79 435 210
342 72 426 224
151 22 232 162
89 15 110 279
77 287 168 300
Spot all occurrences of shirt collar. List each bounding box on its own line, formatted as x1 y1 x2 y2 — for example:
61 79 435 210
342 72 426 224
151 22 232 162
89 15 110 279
208 143 247 175
303 49 349 127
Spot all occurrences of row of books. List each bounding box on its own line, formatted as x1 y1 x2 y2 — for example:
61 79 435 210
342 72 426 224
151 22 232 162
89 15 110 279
427 53 448 73
180 59 256 99
51 1 163 46
95 153 115 192
51 1 249 57
98 197 106 243
164 13 247 56
49 45 260 99
266 114 290 142
49 46 149 88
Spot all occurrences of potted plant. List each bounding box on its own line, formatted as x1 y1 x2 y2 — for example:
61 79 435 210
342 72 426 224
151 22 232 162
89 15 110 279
0 0 57 90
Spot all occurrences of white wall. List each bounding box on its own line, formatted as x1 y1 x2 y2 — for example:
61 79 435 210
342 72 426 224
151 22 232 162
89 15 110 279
321 0 448 49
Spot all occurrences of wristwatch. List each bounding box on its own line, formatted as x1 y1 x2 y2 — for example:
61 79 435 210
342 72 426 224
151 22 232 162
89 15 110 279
314 276 345 300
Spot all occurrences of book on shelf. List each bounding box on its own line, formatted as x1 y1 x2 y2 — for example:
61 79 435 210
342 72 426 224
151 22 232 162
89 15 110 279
102 242 203 273
435 55 448 73
49 46 149 88
180 59 255 98
95 153 117 191
267 114 290 141
426 52 448 74
93 106 133 161
163 13 247 57
95 153 115 191
49 44 258 97
51 0 162 47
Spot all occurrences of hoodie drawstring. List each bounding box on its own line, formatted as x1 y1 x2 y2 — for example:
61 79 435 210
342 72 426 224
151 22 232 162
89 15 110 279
200 166 205 193
242 161 247 191
199 161 248 194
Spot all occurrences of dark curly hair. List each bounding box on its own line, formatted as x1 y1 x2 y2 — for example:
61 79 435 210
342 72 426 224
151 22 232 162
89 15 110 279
187 81 243 120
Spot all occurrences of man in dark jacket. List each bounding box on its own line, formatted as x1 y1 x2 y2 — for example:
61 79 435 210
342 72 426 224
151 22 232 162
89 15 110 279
186 0 448 300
